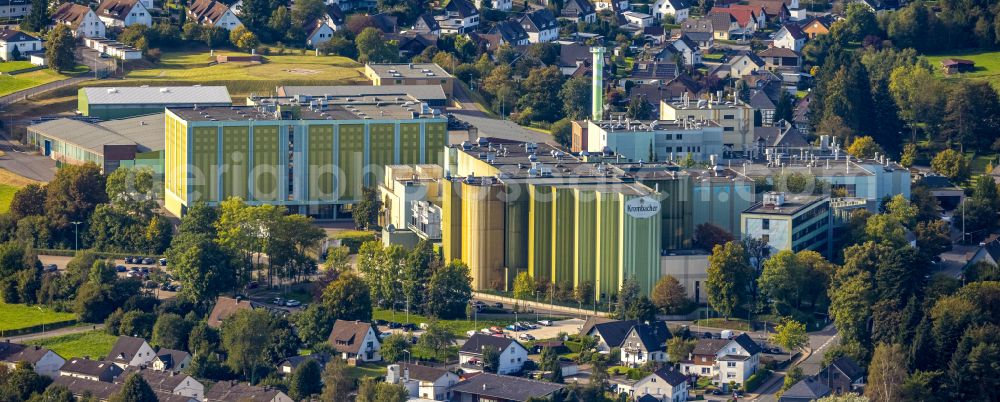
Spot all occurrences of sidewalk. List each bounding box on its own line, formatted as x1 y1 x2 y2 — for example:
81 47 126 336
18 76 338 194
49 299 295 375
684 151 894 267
7 324 105 343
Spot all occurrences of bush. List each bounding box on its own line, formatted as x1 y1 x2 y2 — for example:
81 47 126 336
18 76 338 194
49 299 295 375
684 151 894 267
333 231 376 253
744 369 772 392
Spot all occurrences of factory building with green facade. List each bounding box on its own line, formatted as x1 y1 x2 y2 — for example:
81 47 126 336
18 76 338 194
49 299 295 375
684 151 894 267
79 86 232 120
164 96 447 218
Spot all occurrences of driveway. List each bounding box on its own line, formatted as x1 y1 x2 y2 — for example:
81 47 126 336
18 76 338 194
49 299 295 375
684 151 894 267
0 127 56 182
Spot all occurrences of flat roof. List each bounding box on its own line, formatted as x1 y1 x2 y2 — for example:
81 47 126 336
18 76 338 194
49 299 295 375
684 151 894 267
744 194 827 216
276 85 447 101
169 96 441 122
83 86 232 105
27 113 165 155
661 99 752 111
366 63 453 79
590 119 721 133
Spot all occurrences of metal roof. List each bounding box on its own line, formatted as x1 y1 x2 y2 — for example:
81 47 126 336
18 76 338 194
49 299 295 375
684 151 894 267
276 84 446 101
27 113 166 154
83 86 231 105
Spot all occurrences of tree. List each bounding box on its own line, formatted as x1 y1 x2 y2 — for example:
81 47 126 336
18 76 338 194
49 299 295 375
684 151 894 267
482 345 500 373
865 344 907 402
353 186 381 230
236 0 273 35
292 304 335 346
9 183 46 220
27 384 75 402
518 66 565 122
221 309 276 382
19 0 47 32
666 337 696 363
110 373 156 402
758 250 835 315
559 77 591 120
890 64 944 141
574 281 594 306
782 366 804 393
356 27 398 63
323 273 372 321
942 81 1000 150
166 231 233 305
268 6 291 38
513 272 535 300
965 261 1000 282
847 136 883 159
426 260 472 319
46 163 107 246
229 26 260 52
46 25 76 72
417 321 456 361
651 275 687 314
291 0 325 28
320 358 355 401
915 220 951 261
380 334 410 363
771 319 808 351
152 313 191 351
118 310 155 339
0 362 51 401
693 223 734 252
706 241 753 319
625 95 653 120
931 149 968 181
550 119 572 148
614 276 641 320
816 394 870 402
288 359 322 400
357 380 408 402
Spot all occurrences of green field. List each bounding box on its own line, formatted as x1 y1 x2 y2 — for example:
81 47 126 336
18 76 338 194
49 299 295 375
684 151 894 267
0 184 18 214
0 302 76 332
0 168 40 213
345 362 388 379
924 50 1000 89
0 69 70 97
26 330 117 359
125 51 365 84
0 61 36 73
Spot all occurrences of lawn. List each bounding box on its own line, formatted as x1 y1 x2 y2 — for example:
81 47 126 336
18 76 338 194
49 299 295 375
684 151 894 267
923 49 1000 90
124 51 366 87
0 302 76 333
0 69 70 97
693 318 755 332
344 362 387 379
0 168 40 213
0 61 36 73
26 330 117 359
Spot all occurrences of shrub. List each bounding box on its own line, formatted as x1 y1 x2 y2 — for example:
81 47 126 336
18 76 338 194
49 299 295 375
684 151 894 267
333 231 376 253
744 369 772 392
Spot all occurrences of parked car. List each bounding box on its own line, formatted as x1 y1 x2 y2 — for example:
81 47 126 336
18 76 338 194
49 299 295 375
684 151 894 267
144 280 157 289
702 332 714 339
116 265 127 272
402 323 418 331
142 258 155 265
285 300 301 307
537 320 553 326
273 297 284 305
489 326 504 334
374 319 388 326
158 258 167 266
493 302 503 309
44 264 58 272
466 330 478 337
387 322 402 329
160 283 172 290
519 333 535 341
246 281 259 289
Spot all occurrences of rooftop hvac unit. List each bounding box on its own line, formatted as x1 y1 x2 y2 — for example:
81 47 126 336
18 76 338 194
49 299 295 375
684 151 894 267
159 88 170 93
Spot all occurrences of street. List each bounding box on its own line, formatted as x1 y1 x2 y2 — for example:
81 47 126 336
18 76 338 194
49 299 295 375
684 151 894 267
0 127 55 182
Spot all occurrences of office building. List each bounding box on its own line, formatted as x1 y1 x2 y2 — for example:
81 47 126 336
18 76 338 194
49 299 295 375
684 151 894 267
163 95 447 218
741 192 832 257
660 94 756 153
584 119 725 163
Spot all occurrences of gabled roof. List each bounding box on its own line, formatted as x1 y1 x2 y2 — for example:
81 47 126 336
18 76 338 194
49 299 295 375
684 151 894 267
446 0 478 18
691 339 731 356
800 14 835 30
370 12 398 33
52 376 119 400
580 316 617 337
561 0 595 19
558 43 591 68
710 6 756 28
629 321 672 350
205 380 289 402
683 31 713 43
326 4 345 24
108 336 149 365
117 367 198 392
490 20 528 44
188 0 232 25
153 348 190 370
681 16 715 33
747 0 790 16
0 29 40 43
448 373 565 401
459 333 525 355
327 320 375 355
828 356 865 381
52 3 94 28
0 341 57 365
399 363 453 382
749 90 776 109
652 366 688 386
707 12 737 31
673 35 698 51
97 0 142 21
279 352 331 370
521 9 558 31
60 359 123 378
661 0 690 10
727 4 766 20
781 376 830 400
732 333 763 355
630 61 679 80
207 296 259 328
779 23 806 39
759 46 800 58
414 13 439 31
304 18 331 40
589 319 640 348
731 50 765 67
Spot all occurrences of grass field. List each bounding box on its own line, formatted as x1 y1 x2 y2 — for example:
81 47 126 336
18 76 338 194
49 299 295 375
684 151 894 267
0 302 76 332
0 168 40 213
0 184 18 214
0 69 70 97
125 51 365 84
924 50 1000 89
26 330 117 359
0 61 36 73
345 362 387 379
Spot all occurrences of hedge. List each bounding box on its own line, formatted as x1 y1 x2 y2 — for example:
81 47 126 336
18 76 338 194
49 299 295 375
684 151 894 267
33 248 163 259
744 369 772 392
332 231 376 253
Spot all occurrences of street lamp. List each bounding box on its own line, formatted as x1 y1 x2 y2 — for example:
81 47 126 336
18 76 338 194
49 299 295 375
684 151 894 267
402 350 411 365
70 221 81 250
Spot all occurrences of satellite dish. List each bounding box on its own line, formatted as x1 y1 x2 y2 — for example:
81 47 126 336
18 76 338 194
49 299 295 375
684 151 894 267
386 224 396 234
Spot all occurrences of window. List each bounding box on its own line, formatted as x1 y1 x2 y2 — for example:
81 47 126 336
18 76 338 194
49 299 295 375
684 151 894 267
723 114 734 119
762 219 769 229
676 134 683 140
727 372 736 379
727 362 736 367
761 234 770 245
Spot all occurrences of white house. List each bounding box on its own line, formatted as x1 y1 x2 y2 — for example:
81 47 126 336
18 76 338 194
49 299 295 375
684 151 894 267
680 333 761 388
151 348 191 372
623 11 654 28
436 0 479 34
0 0 30 19
559 0 596 23
670 36 702 66
0 341 66 378
652 0 690 22
594 0 630 11
619 322 672 368
304 19 335 48
773 23 807 52
324 4 346 31
328 320 382 362
728 51 765 77
459 334 529 375
119 368 205 401
51 3 107 38
519 9 559 43
386 363 460 401
632 367 690 402
59 359 124 382
107 336 156 369
0 29 42 61
475 0 511 11
96 0 152 28
188 0 242 30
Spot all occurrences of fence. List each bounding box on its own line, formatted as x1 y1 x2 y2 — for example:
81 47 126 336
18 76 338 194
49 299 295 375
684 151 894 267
472 292 611 318
0 319 78 338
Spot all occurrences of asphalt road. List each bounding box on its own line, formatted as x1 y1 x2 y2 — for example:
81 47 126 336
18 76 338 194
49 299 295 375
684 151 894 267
448 84 553 145
0 127 56 182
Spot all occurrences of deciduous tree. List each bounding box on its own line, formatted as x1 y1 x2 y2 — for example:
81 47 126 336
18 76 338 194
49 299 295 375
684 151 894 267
706 241 753 319
323 273 372 321
426 261 472 319
651 275 687 314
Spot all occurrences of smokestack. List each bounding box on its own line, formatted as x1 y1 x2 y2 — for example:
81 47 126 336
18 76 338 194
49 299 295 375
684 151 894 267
591 47 606 121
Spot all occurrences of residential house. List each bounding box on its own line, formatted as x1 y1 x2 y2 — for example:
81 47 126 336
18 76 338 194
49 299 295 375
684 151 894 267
631 366 690 402
459 334 529 375
118 367 205 401
0 29 41 61
96 0 152 28
204 381 293 402
51 376 121 401
620 321 672 367
324 4 346 31
52 3 107 38
206 296 259 328
749 90 776 126
941 58 975 75
0 0 30 19
437 0 479 34
559 0 596 23
489 20 529 46
779 376 830 402
584 319 639 352
800 15 833 39
623 11 655 28
188 0 242 30
369 12 398 33
556 42 591 75
0 341 65 378
304 19 335 48
386 363 460 401
151 348 191 372
758 46 800 71
704 12 739 40
392 32 436 57
59 359 124 382
680 333 761 388
817 356 865 395
651 0 690 23
773 23 806 52
792 92 811 134
412 13 440 35
728 51 765 77
476 0 512 11
670 35 701 66
631 74 701 111
108 336 156 369
725 4 767 27
328 320 382 362
277 353 331 376
682 31 714 50
520 9 559 43
747 0 791 22
628 61 679 85
594 0 630 12
709 6 758 38
448 373 566 402
753 120 808 152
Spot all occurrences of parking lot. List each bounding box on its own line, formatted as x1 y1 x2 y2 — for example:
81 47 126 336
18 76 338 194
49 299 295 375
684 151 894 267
38 254 179 299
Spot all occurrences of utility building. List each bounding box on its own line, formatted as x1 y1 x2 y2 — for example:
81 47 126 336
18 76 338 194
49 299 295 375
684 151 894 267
79 86 232 119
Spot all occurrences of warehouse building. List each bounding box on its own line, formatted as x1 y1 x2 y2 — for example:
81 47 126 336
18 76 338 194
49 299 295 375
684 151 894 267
79 86 232 119
274 85 449 107
163 96 447 219
26 113 164 173
441 138 663 301
363 63 455 99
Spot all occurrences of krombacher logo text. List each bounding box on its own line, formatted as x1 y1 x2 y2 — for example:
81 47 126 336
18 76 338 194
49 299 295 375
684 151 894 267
625 197 660 219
